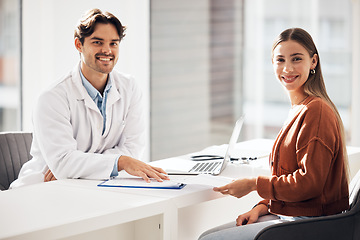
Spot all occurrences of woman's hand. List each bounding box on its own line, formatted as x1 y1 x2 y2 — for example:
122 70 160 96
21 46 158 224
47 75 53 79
213 178 257 198
44 169 57 182
118 155 169 183
236 204 269 226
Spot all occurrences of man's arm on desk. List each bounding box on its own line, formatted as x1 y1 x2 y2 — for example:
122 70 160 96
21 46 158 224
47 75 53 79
117 155 169 182
44 155 169 183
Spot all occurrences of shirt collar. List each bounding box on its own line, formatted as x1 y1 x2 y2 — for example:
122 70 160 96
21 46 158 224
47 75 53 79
79 68 112 100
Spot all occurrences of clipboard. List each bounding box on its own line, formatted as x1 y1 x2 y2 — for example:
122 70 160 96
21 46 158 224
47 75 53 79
97 177 186 190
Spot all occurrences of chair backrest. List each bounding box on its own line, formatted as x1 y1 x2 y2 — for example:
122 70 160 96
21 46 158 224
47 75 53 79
349 169 360 210
347 169 360 239
0 132 33 190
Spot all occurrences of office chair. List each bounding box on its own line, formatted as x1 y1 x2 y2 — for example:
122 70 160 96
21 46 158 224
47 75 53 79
254 169 360 240
0 132 33 190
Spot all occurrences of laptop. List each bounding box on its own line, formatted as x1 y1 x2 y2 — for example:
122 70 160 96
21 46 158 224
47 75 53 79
163 116 244 175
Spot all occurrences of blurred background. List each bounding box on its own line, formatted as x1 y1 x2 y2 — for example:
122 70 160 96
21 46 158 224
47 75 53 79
1 0 359 161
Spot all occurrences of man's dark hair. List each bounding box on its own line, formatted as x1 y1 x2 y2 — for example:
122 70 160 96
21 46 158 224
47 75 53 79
74 8 126 44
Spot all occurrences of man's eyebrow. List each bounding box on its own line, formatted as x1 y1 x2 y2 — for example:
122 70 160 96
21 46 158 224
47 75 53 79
90 37 120 42
90 37 104 41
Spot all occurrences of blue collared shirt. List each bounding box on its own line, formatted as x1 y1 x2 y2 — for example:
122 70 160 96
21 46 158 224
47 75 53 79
80 69 119 177
80 70 112 134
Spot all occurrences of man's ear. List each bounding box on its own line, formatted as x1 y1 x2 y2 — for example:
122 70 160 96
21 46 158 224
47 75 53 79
74 38 83 52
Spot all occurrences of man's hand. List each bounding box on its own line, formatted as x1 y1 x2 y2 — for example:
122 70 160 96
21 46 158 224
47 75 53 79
44 169 57 182
213 178 257 198
118 155 169 183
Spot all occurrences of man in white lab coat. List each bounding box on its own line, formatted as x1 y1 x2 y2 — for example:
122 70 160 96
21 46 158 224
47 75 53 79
10 9 168 188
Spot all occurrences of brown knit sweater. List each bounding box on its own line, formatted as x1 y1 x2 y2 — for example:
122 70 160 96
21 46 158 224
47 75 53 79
256 96 349 216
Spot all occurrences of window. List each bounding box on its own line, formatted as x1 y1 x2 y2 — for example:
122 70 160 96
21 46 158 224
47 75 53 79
0 0 21 131
243 0 352 140
150 0 353 160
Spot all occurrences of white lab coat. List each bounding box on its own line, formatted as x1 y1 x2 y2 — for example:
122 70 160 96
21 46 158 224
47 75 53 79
10 63 146 188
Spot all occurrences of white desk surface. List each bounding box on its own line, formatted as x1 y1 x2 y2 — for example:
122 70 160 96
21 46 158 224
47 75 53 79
1 138 360 240
54 138 274 209
0 181 169 239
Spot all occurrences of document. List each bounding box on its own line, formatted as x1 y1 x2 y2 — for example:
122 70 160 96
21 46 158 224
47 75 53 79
98 177 186 189
169 174 234 188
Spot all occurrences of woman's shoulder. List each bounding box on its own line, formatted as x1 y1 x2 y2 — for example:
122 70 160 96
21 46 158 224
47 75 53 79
297 96 341 151
303 96 335 117
298 96 339 134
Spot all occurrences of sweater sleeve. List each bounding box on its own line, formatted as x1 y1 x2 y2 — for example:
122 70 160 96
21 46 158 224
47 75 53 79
256 100 340 202
255 197 270 208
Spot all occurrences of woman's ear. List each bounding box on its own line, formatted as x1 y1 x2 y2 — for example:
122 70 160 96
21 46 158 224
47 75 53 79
311 53 318 70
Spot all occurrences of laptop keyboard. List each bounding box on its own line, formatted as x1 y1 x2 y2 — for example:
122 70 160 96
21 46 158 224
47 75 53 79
190 161 221 173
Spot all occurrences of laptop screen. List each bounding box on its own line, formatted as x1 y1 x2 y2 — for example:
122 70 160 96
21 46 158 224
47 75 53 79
219 116 245 173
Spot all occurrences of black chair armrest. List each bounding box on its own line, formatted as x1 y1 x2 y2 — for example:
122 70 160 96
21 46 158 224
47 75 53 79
254 212 355 240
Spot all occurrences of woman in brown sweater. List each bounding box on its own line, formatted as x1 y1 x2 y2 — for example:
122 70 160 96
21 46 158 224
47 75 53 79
199 28 349 240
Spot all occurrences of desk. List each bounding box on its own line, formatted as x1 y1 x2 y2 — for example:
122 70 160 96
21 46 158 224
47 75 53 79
1 139 360 240
0 180 170 239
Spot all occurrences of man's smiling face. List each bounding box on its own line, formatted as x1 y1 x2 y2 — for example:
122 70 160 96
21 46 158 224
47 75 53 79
76 23 120 77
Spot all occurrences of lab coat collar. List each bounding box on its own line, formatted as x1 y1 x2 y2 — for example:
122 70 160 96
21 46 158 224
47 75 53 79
106 76 121 107
71 62 121 107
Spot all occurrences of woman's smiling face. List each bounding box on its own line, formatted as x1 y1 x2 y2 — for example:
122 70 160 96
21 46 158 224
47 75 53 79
272 40 318 99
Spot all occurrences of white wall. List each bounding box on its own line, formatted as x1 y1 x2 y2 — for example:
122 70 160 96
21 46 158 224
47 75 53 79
150 1 211 160
22 0 150 160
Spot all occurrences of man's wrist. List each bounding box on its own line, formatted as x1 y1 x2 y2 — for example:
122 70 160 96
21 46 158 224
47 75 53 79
117 155 124 171
118 155 132 171
110 156 120 177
